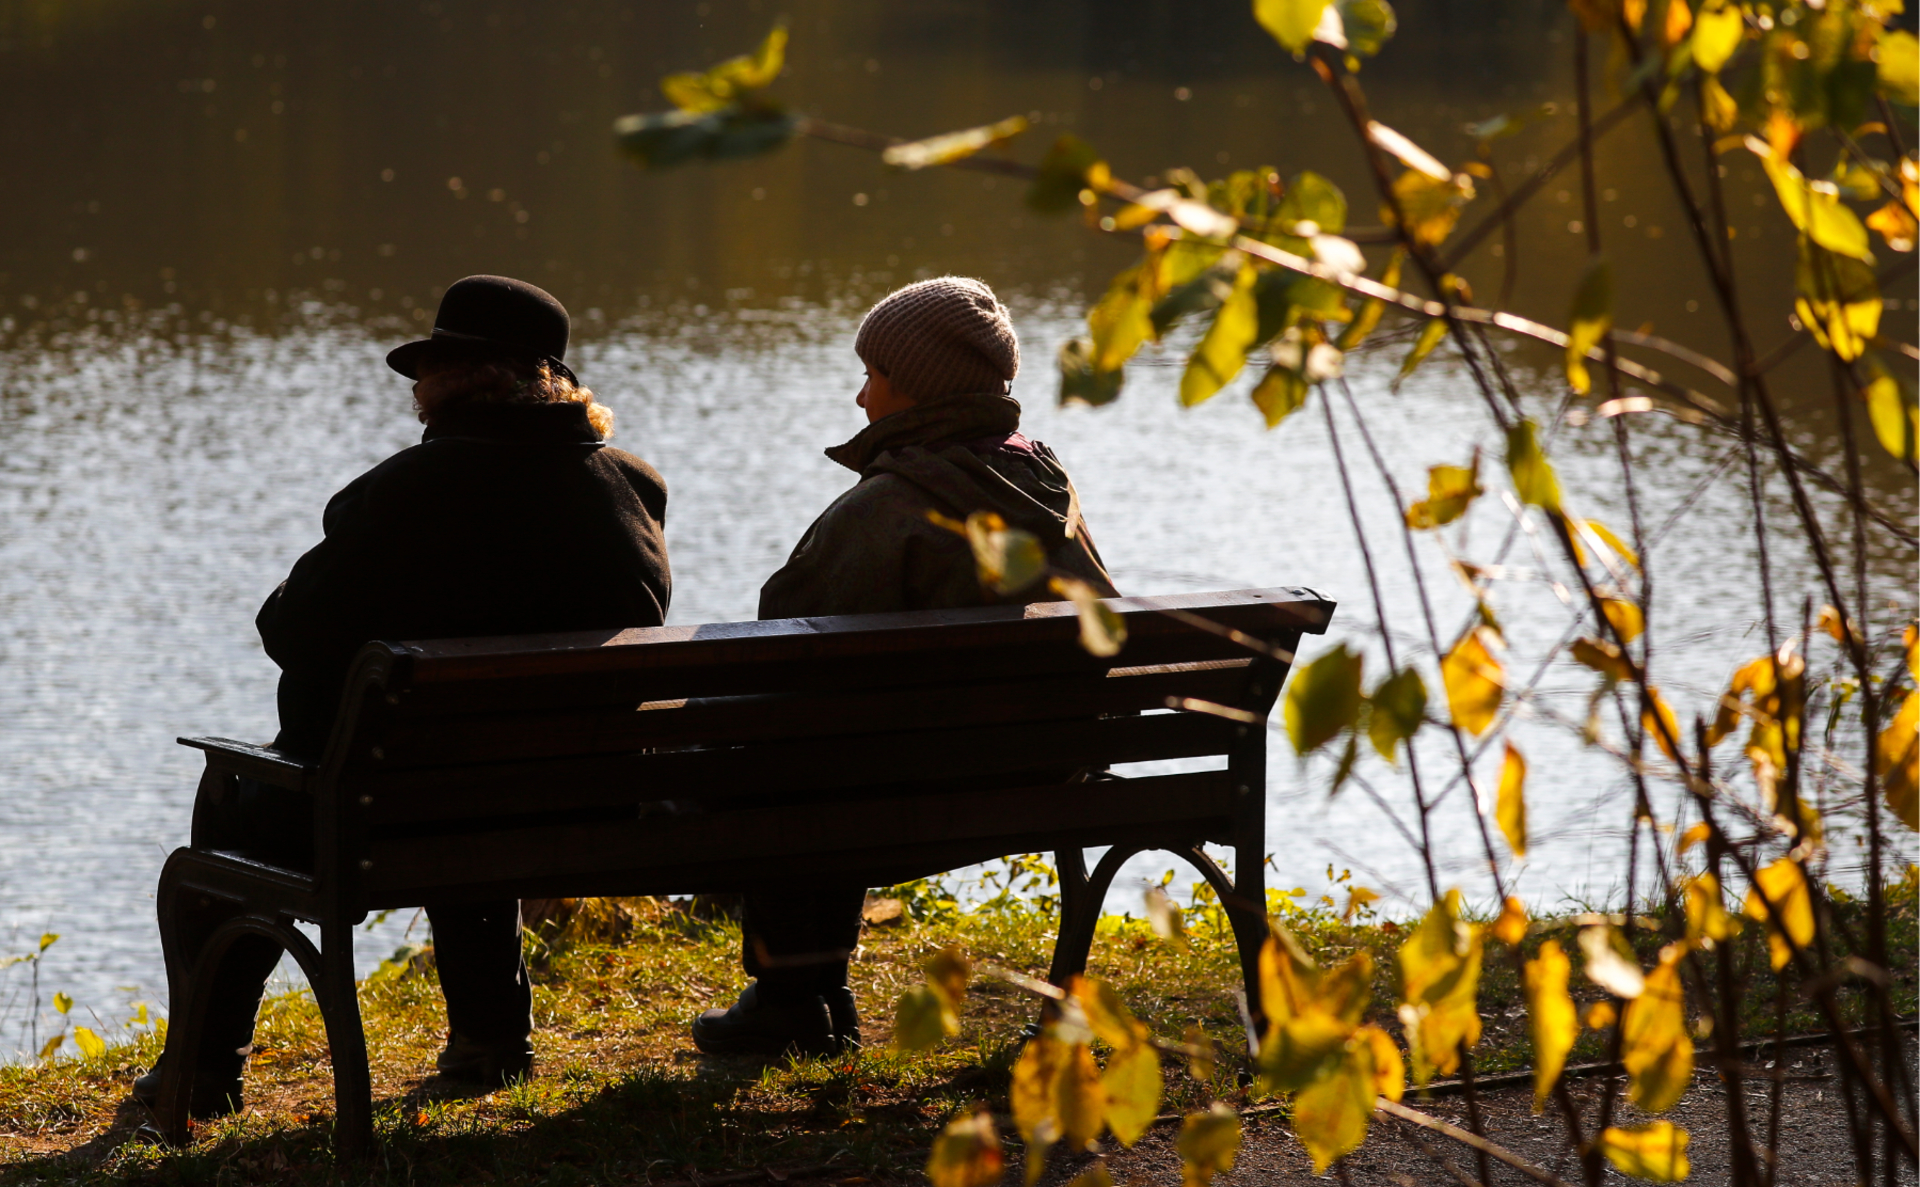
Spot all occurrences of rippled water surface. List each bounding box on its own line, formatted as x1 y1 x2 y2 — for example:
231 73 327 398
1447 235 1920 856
1 0 1913 1054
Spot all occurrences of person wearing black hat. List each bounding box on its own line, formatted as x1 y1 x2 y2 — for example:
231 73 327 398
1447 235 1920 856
134 276 672 1118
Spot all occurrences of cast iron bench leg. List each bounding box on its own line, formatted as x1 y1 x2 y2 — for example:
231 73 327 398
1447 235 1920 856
316 919 373 1161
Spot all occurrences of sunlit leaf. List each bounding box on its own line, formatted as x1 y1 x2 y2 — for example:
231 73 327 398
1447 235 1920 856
1357 1023 1405 1103
1367 666 1428 762
1564 255 1614 395
1442 627 1503 737
73 1026 105 1061
1088 259 1161 373
1505 418 1563 512
1393 316 1450 388
1701 73 1740 132
1599 1121 1691 1181
1602 598 1645 644
1291 1041 1374 1172
926 946 970 1011
1683 871 1742 946
1794 240 1881 361
1496 742 1529 859
966 512 1047 594
1753 139 1876 263
660 23 788 112
1678 822 1711 854
1029 135 1110 214
1337 0 1398 58
1049 575 1127 658
1522 940 1579 1113
1254 0 1335 57
1175 1103 1241 1187
1100 1042 1161 1147
1011 1034 1063 1180
1743 857 1814 970
1584 999 1618 1030
1493 896 1530 948
1257 932 1370 1092
1144 886 1189 948
1642 686 1683 763
1578 923 1646 999
1861 354 1919 465
1336 247 1405 351
1180 261 1261 406
1690 0 1745 74
39 933 58 953
1879 689 1919 829
1058 1041 1105 1151
927 1106 1006 1187
1406 456 1483 529
1878 30 1920 108
1271 170 1350 236
1584 519 1641 570
1072 976 1146 1051
884 114 1030 171
1385 169 1475 246
53 992 72 1015
1622 947 1693 1113
1058 337 1126 407
37 1035 63 1062
613 106 799 168
1250 364 1312 429
1396 889 1483 1085
1285 644 1365 756
893 984 955 1051
1867 195 1917 252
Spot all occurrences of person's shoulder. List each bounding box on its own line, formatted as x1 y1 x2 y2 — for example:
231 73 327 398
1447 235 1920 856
594 444 666 487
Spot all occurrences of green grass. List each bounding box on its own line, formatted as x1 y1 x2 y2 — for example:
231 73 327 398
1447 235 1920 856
1 865 1912 1185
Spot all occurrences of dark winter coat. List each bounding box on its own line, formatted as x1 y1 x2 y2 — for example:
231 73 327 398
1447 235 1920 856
258 400 671 757
758 393 1115 619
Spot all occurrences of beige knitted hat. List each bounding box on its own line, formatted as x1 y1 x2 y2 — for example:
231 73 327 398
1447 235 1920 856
854 276 1020 401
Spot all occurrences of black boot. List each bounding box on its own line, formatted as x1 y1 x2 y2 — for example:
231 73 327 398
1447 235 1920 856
130 1053 246 1120
434 1033 535 1088
691 982 834 1057
822 986 861 1051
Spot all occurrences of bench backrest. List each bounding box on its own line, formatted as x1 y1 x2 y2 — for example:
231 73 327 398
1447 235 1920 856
302 588 1331 916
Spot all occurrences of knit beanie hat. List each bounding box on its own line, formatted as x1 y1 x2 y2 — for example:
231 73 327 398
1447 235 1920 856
853 277 1020 401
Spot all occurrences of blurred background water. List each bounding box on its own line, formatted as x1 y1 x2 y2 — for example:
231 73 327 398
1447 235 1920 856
0 0 1913 1056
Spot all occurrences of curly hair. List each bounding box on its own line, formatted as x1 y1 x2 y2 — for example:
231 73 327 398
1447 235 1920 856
415 354 615 439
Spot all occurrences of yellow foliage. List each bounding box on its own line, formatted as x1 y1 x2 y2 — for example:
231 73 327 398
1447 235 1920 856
1442 627 1504 736
1176 1103 1242 1187
1683 872 1742 946
1598 1121 1692 1182
1406 457 1484 530
926 1108 1005 1187
1642 687 1683 763
1492 896 1530 948
1497 742 1529 859
1523 940 1579 1113
1743 857 1815 970
1396 890 1483 1085
1878 690 1919 830
1621 947 1693 1113
1584 1000 1618 1031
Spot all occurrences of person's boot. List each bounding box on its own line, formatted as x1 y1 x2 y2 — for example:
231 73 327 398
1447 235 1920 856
130 1053 246 1120
822 986 861 1052
434 1033 535 1088
691 981 834 1057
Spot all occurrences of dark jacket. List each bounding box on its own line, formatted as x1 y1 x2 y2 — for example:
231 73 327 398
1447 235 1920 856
258 400 671 756
759 393 1115 619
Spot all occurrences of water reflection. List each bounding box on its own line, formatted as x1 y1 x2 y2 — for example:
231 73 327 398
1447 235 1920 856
0 0 1912 1052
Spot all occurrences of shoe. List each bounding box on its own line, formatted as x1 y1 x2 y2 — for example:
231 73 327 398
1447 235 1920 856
691 981 835 1057
435 1033 535 1088
130 1054 245 1120
823 986 862 1051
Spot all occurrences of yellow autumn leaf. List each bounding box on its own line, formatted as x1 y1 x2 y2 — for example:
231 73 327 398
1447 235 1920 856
1689 0 1745 74
1406 456 1484 529
1396 889 1484 1085
1256 931 1370 1093
1574 636 1635 683
1497 742 1529 858
1878 690 1919 830
1584 1000 1618 1030
1442 627 1504 736
927 1107 1005 1187
1684 871 1742 946
72 1026 106 1061
1583 519 1640 569
1179 260 1260 407
1565 254 1613 395
1492 896 1530 948
1358 1023 1405 1103
1598 1121 1692 1182
1506 418 1563 512
1176 1103 1241 1187
1602 598 1645 644
1291 1040 1375 1173
1642 687 1683 763
1743 857 1815 970
1523 940 1579 1113
1100 1042 1162 1147
1677 822 1711 854
1621 947 1694 1113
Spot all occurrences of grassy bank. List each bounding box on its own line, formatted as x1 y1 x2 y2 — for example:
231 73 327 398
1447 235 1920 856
2 867 1913 1186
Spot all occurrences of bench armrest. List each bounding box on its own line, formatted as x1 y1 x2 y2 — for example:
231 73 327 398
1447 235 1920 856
178 736 317 793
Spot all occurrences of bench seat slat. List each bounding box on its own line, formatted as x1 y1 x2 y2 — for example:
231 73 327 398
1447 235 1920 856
362 770 1238 903
359 708 1242 827
369 662 1263 769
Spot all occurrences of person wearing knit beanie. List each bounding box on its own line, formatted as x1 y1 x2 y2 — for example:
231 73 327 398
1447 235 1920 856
853 276 1020 408
691 277 1119 1060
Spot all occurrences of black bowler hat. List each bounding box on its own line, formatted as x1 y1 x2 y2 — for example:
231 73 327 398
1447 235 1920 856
386 275 578 384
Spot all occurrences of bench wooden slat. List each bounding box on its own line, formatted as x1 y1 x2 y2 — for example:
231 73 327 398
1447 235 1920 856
361 770 1240 903
357 709 1243 827
368 660 1264 769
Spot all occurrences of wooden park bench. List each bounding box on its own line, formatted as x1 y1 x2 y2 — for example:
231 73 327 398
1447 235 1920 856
154 587 1333 1156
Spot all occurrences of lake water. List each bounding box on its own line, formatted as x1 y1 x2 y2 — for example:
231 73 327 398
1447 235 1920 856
1 0 1913 1056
